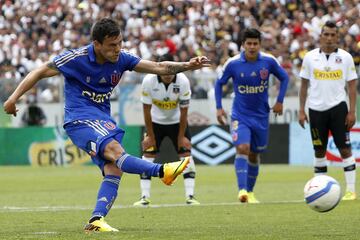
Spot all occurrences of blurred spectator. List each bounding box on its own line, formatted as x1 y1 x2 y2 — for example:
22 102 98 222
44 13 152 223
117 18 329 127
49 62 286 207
0 0 359 101
21 93 46 126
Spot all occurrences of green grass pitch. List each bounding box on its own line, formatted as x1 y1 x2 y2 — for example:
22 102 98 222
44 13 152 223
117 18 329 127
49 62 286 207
0 164 359 240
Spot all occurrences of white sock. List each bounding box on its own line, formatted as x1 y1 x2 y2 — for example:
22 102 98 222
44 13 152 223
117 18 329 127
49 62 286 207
181 156 196 198
314 157 327 176
184 178 195 197
343 156 356 192
140 179 151 198
140 156 155 198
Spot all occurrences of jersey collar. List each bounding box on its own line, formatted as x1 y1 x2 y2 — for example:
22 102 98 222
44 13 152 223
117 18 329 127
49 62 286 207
157 75 177 83
319 48 338 54
88 43 96 63
240 51 262 62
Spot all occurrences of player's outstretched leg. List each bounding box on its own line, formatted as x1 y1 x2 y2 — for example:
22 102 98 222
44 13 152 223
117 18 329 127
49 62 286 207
116 152 189 186
161 157 190 186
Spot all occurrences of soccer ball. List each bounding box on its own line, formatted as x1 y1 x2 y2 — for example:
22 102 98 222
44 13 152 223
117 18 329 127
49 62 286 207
304 175 341 212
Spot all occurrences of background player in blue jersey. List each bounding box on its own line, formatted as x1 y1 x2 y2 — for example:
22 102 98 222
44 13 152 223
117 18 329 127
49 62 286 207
214 28 289 203
3 18 210 232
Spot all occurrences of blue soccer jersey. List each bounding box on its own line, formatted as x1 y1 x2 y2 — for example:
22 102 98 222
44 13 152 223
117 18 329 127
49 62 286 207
215 52 289 119
53 44 140 124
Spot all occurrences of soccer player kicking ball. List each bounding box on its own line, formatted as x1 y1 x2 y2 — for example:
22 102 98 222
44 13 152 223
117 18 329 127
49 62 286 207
3 18 210 232
215 28 289 203
133 54 199 207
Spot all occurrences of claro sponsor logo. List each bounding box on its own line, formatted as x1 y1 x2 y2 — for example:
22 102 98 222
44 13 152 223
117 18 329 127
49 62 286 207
326 128 360 162
238 81 268 94
82 89 114 103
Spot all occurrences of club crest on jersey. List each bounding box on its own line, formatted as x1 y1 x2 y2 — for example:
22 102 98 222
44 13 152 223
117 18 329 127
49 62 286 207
111 73 122 85
173 86 180 93
232 132 238 142
232 120 239 131
103 121 116 130
335 56 342 64
260 68 269 80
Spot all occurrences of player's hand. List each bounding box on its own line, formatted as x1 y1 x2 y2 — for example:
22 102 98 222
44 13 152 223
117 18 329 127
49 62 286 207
3 98 18 117
272 102 283 117
142 135 156 152
345 111 356 130
298 110 308 129
216 108 227 125
188 56 211 70
178 136 191 151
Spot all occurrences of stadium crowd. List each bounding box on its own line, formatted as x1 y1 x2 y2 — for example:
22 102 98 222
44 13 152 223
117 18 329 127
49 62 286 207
0 0 359 103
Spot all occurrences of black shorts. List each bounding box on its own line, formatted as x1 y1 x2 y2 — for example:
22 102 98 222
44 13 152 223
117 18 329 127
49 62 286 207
309 101 351 150
145 122 192 154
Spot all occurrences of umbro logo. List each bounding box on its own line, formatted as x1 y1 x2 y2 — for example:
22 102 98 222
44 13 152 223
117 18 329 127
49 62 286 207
251 72 257 77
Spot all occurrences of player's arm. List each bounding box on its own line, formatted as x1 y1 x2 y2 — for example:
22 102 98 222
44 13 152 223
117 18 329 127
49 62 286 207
215 62 232 125
346 79 357 130
141 76 156 151
298 78 309 129
3 62 60 116
178 106 191 152
344 54 358 130
133 57 211 75
270 59 289 116
142 103 156 151
298 54 311 129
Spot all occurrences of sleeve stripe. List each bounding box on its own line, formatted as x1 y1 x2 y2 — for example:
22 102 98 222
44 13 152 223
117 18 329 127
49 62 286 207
55 49 88 67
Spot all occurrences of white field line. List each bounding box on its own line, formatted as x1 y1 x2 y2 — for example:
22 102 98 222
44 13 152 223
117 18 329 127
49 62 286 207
1 200 304 213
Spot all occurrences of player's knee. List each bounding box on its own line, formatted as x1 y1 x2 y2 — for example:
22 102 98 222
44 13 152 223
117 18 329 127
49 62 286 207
236 144 250 155
339 148 352 159
314 149 326 158
178 150 191 158
249 152 260 164
103 140 125 161
104 162 123 176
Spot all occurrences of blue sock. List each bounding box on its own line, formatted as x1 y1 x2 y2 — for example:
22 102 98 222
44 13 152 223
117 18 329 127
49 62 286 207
235 155 248 191
116 153 161 177
247 163 259 192
92 175 120 218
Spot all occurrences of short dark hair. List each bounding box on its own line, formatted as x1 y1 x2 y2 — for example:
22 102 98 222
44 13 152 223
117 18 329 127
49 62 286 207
91 18 121 43
321 21 338 33
241 28 261 43
157 54 174 62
